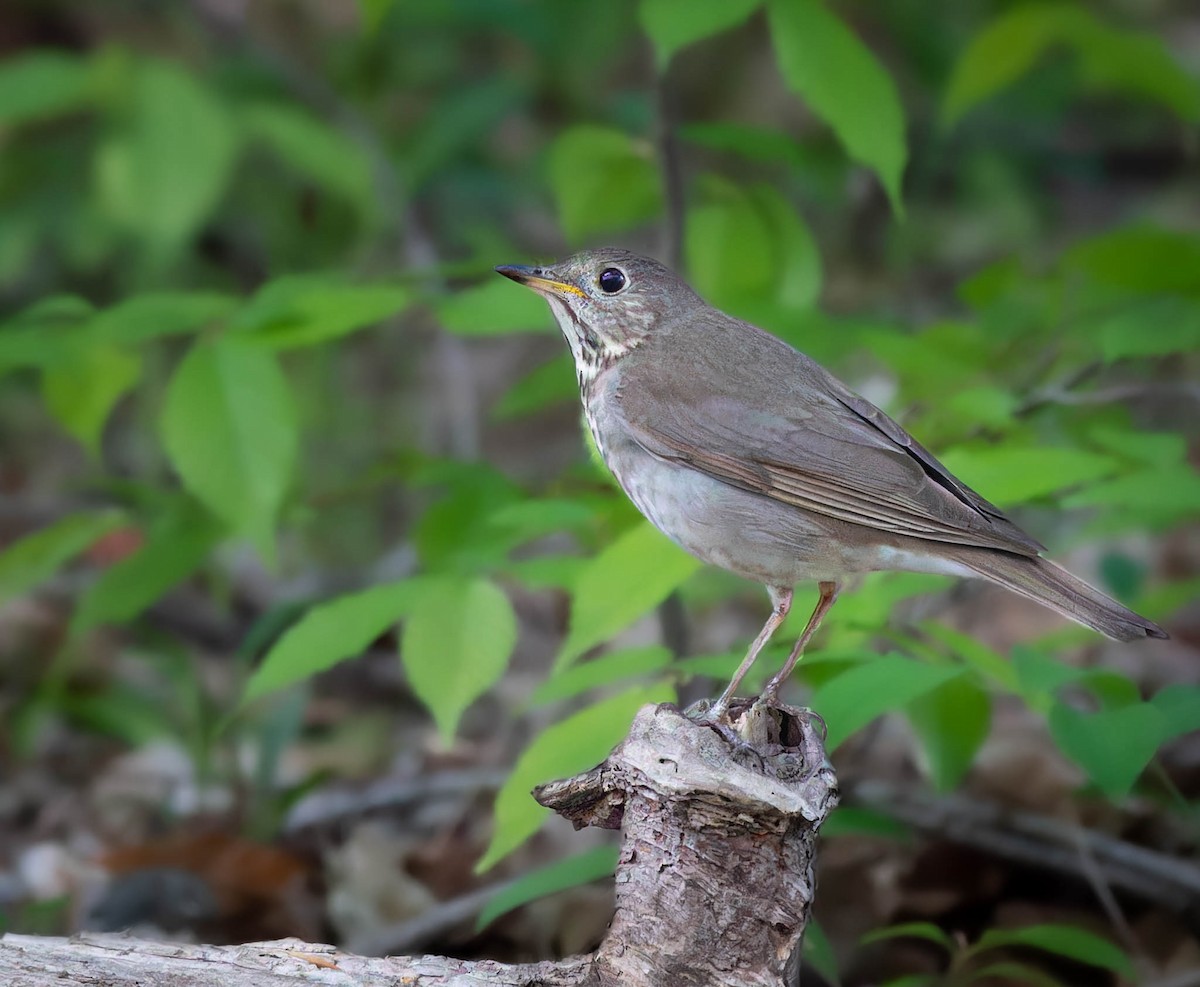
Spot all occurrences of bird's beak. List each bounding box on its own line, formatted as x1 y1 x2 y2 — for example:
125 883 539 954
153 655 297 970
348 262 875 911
495 264 587 299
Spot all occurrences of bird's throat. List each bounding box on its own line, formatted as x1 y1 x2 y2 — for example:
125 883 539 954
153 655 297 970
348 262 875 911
547 297 638 388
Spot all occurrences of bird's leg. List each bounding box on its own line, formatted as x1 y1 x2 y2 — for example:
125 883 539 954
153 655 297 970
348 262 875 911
761 581 840 702
707 586 793 722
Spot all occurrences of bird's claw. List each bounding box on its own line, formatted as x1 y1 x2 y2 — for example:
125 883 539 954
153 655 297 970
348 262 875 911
683 698 767 769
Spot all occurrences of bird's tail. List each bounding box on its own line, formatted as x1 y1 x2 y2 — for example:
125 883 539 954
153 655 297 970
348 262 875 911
952 550 1168 642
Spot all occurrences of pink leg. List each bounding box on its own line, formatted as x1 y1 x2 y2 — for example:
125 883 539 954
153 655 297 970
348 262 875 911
761 581 840 701
710 586 793 719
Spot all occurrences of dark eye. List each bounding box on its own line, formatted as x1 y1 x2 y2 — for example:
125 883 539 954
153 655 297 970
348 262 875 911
598 268 627 294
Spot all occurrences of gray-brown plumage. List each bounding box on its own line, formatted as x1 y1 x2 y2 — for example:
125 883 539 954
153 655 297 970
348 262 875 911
496 249 1167 716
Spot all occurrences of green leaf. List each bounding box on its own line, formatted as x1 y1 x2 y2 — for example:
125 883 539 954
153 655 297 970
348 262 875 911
403 79 522 192
1087 426 1185 467
1098 552 1144 601
943 5 1200 127
811 656 963 750
638 0 761 69
1073 21 1200 123
477 845 618 930
823 573 950 648
1080 670 1142 711
802 921 841 987
1149 684 1200 742
919 623 1017 691
0 511 126 607
477 684 673 871
1 292 233 378
1048 701 1166 799
401 577 517 743
358 0 397 32
906 675 991 791
767 0 907 214
557 522 700 670
1011 646 1089 698
936 445 1118 505
749 185 821 309
239 102 373 214
161 338 298 561
0 50 92 126
61 687 177 748
230 276 410 350
243 580 427 704
492 355 578 419
943 386 1018 430
548 126 662 243
0 306 93 375
532 645 674 706
686 181 820 312
483 498 597 550
505 555 589 591
88 292 238 346
73 500 224 632
3 295 94 329
42 344 142 455
1095 296 1200 362
96 58 238 245
974 923 1133 976
412 463 525 574
439 278 553 336
686 185 776 308
861 921 955 952
1061 466 1200 528
819 806 910 840
680 122 806 168
942 5 1081 127
1064 226 1200 296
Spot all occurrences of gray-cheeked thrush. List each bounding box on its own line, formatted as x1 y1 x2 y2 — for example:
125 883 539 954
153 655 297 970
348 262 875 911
496 250 1167 719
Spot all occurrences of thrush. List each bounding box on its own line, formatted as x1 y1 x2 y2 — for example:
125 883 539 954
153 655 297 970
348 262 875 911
496 250 1167 718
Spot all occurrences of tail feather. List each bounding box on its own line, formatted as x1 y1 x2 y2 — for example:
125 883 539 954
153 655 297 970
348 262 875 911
954 551 1168 642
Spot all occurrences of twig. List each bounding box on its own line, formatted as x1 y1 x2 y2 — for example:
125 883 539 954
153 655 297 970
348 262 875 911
849 781 1200 929
284 768 507 832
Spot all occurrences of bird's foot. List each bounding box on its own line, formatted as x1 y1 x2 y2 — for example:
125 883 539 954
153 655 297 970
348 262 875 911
686 696 833 783
683 698 767 768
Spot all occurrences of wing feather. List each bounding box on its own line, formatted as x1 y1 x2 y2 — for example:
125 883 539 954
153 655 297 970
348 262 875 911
612 312 1044 558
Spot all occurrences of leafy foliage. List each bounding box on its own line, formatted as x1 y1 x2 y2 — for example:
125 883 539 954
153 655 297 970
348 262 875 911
400 576 518 743
943 4 1200 126
161 338 298 561
549 126 664 244
864 920 1134 981
0 0 1195 973
768 0 907 213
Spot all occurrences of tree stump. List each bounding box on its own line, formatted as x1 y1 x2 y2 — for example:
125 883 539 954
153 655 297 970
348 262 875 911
0 701 838 987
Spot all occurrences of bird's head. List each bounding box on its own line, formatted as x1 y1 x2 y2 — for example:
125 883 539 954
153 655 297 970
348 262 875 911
496 248 701 375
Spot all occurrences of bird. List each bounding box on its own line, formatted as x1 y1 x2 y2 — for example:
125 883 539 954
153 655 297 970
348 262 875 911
495 249 1167 719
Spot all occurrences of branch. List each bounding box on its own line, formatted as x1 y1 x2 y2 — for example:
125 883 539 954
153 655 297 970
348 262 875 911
848 780 1200 924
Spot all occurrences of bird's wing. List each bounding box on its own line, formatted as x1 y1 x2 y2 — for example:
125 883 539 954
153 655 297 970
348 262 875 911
612 313 1044 557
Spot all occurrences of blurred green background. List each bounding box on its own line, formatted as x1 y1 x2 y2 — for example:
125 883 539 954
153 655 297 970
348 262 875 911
0 0 1198 983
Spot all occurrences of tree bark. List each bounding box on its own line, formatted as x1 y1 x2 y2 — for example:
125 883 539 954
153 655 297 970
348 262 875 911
0 701 838 987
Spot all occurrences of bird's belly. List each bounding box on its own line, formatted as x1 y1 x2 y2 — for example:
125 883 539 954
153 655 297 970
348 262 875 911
599 432 846 587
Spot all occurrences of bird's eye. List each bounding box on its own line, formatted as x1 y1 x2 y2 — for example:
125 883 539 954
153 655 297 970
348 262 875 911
598 268 627 294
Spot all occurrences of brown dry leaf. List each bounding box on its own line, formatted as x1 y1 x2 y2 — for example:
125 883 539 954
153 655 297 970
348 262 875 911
100 829 319 940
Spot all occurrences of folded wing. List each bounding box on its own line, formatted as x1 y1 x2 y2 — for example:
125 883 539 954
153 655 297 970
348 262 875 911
614 312 1044 558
